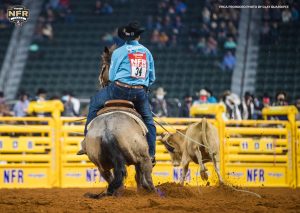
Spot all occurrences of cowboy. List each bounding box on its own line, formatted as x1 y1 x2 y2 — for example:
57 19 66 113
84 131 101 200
151 87 168 117
78 21 157 165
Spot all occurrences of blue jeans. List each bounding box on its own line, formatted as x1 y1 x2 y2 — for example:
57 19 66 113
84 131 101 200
85 82 156 157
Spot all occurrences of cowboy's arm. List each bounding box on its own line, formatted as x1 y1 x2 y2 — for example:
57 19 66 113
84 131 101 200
148 53 155 86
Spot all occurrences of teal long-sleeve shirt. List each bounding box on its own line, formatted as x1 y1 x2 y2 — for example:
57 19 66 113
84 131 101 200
109 40 155 87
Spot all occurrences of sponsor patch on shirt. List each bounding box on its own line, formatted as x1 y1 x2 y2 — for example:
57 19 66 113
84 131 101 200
128 52 147 79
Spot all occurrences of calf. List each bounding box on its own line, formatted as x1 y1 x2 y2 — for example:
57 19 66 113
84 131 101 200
161 118 222 184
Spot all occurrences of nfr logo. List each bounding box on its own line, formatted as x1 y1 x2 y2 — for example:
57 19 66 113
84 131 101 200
4 169 24 183
86 169 104 182
247 169 264 182
173 168 191 182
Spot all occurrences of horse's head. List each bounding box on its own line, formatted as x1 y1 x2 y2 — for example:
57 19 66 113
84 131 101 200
99 44 117 88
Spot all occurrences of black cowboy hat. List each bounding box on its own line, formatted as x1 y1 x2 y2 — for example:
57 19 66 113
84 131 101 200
118 21 145 41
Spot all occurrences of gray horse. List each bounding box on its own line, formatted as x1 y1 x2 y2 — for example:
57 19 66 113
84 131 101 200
81 46 155 198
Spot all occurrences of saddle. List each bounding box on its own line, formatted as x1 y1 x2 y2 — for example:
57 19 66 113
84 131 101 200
97 100 142 119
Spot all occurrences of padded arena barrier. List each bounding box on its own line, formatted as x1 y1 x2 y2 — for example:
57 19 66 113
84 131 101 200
0 117 58 188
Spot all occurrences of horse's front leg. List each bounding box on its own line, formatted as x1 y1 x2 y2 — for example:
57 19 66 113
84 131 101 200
135 164 143 191
140 157 155 192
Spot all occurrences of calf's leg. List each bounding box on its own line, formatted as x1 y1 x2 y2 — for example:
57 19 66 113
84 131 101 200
195 147 208 181
180 156 190 185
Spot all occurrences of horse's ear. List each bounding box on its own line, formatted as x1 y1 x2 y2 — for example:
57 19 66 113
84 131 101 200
104 46 110 54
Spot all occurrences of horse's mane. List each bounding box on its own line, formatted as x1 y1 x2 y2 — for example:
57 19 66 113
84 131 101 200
101 44 117 65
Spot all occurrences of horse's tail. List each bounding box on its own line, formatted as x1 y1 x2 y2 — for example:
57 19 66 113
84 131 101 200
101 129 127 195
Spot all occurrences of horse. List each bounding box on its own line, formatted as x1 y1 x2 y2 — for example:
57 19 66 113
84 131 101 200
82 45 155 198
98 45 117 88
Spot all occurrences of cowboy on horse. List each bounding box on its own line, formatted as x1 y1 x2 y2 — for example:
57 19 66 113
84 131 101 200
78 21 157 166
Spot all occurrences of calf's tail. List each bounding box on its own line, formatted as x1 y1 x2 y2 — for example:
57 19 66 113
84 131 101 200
100 130 127 195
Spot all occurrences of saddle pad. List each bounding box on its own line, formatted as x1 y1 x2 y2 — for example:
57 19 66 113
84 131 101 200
87 111 148 136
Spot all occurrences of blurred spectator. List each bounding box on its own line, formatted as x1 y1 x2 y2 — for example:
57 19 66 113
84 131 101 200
205 88 217 103
151 87 168 117
13 93 29 117
206 36 217 56
224 37 237 51
262 94 271 108
42 23 54 40
94 0 103 14
0 91 12 116
224 93 242 120
151 30 160 44
179 94 193 117
196 37 206 54
175 0 187 15
61 8 75 23
62 93 80 116
202 7 210 24
291 6 299 21
227 21 237 36
239 92 255 120
159 32 169 47
221 51 236 71
102 3 113 15
58 0 70 9
273 91 288 120
273 91 288 106
0 8 9 29
217 21 227 42
282 8 292 23
193 89 209 105
46 8 56 23
35 88 48 102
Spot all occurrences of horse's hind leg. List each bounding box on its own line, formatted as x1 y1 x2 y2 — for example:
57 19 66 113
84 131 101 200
107 166 126 196
100 169 113 183
140 157 155 192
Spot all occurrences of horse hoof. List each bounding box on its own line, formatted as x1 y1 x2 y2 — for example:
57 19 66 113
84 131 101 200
84 192 107 199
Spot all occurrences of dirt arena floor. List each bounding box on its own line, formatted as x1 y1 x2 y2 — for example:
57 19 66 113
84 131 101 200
1 183 300 213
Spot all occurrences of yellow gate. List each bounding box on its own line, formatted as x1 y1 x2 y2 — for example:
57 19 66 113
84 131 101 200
0 117 57 188
224 120 295 187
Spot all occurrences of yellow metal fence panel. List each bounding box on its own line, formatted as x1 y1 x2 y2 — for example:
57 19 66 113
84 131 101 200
1 103 300 188
0 117 56 188
224 120 294 187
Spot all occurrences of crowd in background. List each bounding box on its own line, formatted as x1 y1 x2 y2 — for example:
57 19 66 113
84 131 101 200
150 87 300 121
261 0 299 45
1 88 300 121
148 0 187 48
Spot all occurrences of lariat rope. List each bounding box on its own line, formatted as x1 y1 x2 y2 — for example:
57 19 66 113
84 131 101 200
152 112 261 198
